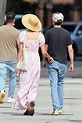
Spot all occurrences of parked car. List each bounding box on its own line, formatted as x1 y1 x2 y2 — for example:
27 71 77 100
14 14 26 31
42 22 82 59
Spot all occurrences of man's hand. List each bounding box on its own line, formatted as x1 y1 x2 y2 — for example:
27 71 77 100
69 63 74 72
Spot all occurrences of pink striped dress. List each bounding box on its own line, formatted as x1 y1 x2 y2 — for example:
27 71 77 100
13 31 45 110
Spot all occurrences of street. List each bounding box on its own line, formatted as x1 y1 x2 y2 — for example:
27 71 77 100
0 58 82 123
0 78 82 123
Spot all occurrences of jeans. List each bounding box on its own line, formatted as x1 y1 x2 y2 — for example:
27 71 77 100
0 60 17 97
47 60 67 110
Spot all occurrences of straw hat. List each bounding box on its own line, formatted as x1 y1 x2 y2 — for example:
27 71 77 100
22 14 42 31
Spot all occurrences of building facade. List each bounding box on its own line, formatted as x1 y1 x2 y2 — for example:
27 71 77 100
23 0 82 28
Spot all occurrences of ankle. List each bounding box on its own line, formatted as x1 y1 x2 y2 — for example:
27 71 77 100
30 101 35 107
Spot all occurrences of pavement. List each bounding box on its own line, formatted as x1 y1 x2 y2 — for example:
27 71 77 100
0 69 82 123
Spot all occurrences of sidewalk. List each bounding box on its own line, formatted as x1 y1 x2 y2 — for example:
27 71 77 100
0 77 82 123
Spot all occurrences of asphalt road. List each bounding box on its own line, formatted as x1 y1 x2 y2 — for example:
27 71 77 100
0 57 82 123
0 78 82 123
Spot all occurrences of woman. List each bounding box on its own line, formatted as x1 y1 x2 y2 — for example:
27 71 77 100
13 14 54 115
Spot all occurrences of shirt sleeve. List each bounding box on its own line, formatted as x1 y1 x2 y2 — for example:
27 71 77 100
38 32 45 47
67 33 73 46
19 31 26 43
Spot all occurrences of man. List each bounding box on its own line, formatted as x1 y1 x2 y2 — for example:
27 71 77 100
0 11 20 103
42 12 74 115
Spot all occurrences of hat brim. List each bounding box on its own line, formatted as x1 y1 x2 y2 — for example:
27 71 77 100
22 14 42 32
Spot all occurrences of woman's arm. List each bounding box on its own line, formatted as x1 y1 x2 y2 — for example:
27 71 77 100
41 44 54 63
17 42 23 62
16 42 23 75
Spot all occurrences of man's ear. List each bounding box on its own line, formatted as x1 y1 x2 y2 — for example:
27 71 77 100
13 19 15 23
13 19 15 26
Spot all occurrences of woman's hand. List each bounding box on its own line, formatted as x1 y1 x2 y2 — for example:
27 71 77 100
48 57 54 63
42 61 46 68
16 67 20 76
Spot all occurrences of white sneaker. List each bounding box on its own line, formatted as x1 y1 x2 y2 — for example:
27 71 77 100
0 90 6 103
7 97 15 103
52 109 59 115
59 109 64 114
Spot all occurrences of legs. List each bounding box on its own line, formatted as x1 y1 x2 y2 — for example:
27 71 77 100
8 60 17 98
0 60 17 97
13 69 40 115
47 61 67 113
0 60 17 103
23 70 40 116
48 67 60 110
0 63 7 103
58 64 67 109
0 63 7 92
8 70 16 98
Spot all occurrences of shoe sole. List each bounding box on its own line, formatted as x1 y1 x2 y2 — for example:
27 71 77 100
7 101 14 103
0 93 6 103
23 109 34 116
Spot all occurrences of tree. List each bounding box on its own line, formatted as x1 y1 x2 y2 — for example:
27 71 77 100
0 0 7 26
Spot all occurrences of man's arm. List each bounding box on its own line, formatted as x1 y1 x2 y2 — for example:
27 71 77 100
68 45 74 72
